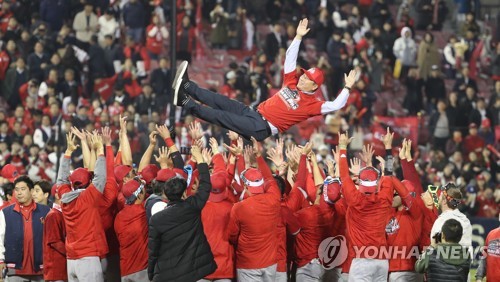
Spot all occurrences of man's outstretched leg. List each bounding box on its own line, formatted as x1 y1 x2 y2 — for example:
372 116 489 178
172 61 248 114
181 98 271 141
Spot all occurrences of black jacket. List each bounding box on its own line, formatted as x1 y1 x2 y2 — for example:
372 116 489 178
148 163 216 282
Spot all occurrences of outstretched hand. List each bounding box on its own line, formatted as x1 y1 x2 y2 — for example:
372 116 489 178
344 69 358 88
296 18 310 38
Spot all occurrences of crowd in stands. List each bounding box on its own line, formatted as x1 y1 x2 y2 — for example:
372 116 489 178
0 0 498 280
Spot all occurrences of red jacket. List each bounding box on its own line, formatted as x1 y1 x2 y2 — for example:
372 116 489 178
99 146 119 255
146 24 167 55
227 156 281 269
201 200 235 279
294 205 334 267
276 205 301 272
339 149 394 259
484 228 500 281
463 135 485 155
114 204 148 276
43 206 67 281
387 178 423 272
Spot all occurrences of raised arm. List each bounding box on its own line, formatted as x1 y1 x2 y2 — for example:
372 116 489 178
71 127 90 169
321 69 357 114
284 19 310 74
400 139 424 194
119 115 133 166
157 124 183 169
91 134 106 194
186 145 211 210
138 131 158 172
57 133 78 185
337 133 362 205
102 127 118 203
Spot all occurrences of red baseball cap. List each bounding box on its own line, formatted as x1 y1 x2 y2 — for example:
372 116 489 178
114 165 133 183
209 172 227 202
156 168 177 182
323 177 341 204
140 164 159 185
122 179 144 202
300 67 324 86
358 167 380 194
481 118 491 128
69 168 91 189
1 164 19 183
241 168 265 194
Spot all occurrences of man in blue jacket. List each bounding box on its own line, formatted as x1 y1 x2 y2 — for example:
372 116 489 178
0 175 51 281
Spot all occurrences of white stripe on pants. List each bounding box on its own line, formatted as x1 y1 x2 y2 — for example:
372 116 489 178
348 258 388 282
237 264 277 282
389 271 423 282
121 269 148 282
67 256 104 282
296 259 325 282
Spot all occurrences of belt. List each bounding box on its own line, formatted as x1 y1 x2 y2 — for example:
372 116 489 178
254 108 272 136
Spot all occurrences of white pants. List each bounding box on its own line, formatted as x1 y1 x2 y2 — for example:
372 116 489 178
237 264 277 282
296 259 325 281
122 269 148 282
5 276 44 282
389 271 423 282
198 279 232 282
275 271 287 282
348 258 388 282
67 256 104 282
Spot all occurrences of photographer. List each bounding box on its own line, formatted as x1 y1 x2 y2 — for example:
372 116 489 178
415 219 471 281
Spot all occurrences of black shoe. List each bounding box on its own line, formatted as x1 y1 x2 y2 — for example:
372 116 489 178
173 61 189 105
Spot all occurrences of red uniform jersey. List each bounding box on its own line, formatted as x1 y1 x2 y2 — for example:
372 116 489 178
99 146 119 255
201 200 235 279
484 228 500 281
294 205 334 267
339 149 394 259
114 204 148 276
62 184 108 259
258 71 324 133
43 206 67 281
227 156 281 269
276 205 301 272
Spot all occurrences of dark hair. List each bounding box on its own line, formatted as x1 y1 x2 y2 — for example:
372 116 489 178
443 183 462 209
35 180 51 194
273 175 286 196
441 219 463 243
3 183 14 196
14 175 35 190
163 178 187 201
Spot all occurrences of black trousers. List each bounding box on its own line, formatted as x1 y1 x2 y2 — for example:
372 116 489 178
184 82 272 141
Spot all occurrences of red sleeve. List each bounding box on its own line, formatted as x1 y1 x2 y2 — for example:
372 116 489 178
235 155 245 175
212 153 226 174
305 171 317 202
295 154 307 189
283 187 306 212
401 160 424 194
226 162 235 180
339 149 362 205
227 206 240 244
281 207 301 235
257 155 281 200
101 146 118 208
283 71 298 89
334 198 347 217
391 177 422 219
114 151 122 166
45 213 66 256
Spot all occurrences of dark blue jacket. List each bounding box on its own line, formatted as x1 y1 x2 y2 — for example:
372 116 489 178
3 203 50 271
123 2 146 29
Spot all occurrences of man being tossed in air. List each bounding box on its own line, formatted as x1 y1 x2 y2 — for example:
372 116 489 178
172 18 357 141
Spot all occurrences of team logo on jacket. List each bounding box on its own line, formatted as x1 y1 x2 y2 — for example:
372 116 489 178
385 217 400 235
488 239 500 256
278 87 300 110
318 235 348 269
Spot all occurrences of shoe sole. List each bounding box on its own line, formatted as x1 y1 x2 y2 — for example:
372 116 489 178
173 61 188 106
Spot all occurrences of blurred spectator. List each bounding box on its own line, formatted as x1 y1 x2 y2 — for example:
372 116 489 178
146 14 169 59
264 23 286 63
266 0 283 23
476 187 498 218
469 98 494 128
424 65 446 110
478 119 495 145
417 33 440 80
327 30 348 96
314 8 333 53
72 3 98 50
27 42 49 82
370 0 391 28
123 0 146 43
460 13 480 38
98 8 119 45
176 15 196 63
429 100 452 152
403 68 424 114
150 57 171 102
463 123 485 156
393 27 417 80
443 35 459 78
209 4 229 49
453 67 478 97
445 130 464 157
40 0 68 32
415 0 433 30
